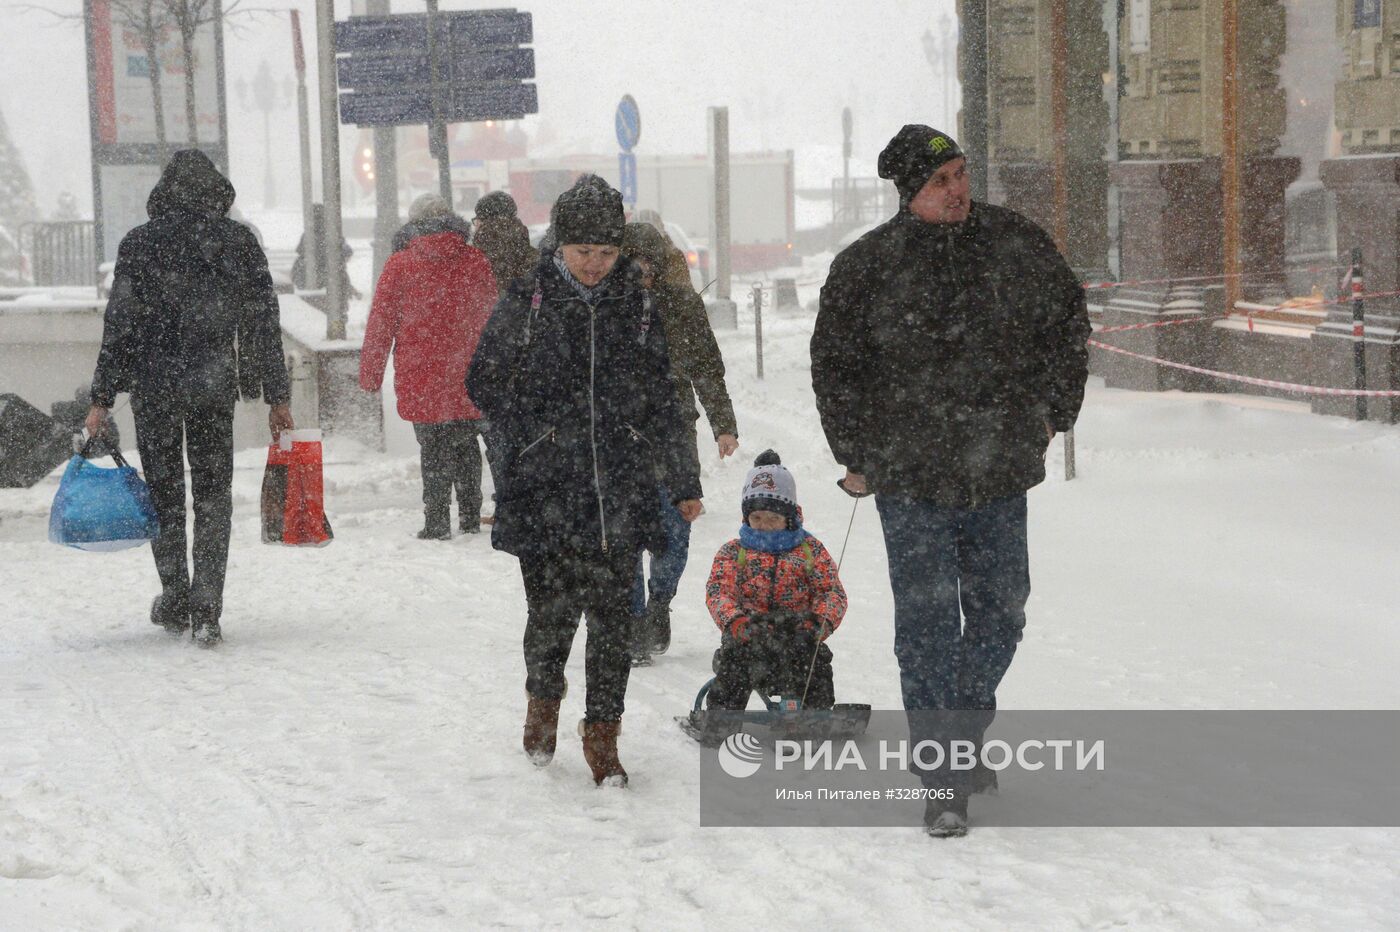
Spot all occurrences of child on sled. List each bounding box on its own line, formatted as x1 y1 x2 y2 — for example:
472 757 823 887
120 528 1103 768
703 450 848 710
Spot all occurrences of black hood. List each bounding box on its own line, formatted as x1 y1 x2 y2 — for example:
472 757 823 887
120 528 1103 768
147 149 236 220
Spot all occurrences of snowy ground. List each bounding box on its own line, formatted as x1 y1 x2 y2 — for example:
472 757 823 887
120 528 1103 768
4 283 1400 929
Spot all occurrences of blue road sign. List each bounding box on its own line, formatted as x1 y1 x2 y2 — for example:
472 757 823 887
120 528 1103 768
340 82 538 127
615 94 640 152
618 151 637 206
337 47 534 89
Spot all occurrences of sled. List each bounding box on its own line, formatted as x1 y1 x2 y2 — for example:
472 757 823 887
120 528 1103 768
675 677 871 747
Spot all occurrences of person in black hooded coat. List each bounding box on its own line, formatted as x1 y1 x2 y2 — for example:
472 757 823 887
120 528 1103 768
86 149 293 647
468 174 703 787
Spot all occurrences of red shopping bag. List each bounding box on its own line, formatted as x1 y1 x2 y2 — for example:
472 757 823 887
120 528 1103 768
261 429 333 546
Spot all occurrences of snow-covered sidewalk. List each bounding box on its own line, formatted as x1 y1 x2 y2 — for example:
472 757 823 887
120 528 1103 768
3 303 1398 929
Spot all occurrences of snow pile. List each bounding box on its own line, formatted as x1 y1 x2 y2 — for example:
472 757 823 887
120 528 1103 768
2 299 1399 927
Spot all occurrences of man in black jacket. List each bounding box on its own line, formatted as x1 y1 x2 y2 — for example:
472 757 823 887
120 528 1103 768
810 125 1089 836
85 150 293 647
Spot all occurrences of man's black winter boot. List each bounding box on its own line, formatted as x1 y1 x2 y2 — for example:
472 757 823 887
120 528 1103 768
192 617 222 648
923 795 969 838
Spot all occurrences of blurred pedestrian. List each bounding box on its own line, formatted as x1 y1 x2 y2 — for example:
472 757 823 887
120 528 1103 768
471 191 538 295
360 196 498 539
620 221 738 665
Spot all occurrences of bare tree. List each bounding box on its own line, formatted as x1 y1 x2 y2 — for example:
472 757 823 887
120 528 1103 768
160 0 247 146
112 0 173 162
19 1 174 162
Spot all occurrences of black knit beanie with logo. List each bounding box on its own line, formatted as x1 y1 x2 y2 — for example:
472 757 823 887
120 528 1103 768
877 124 965 203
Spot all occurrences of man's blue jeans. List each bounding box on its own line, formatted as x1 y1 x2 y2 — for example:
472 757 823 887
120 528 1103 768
876 493 1030 788
876 492 1030 710
632 485 691 616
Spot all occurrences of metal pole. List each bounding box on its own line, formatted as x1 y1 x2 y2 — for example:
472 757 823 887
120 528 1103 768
315 0 346 339
752 283 764 379
1222 0 1241 315
1064 428 1076 480
1049 0 1070 254
1351 247 1367 421
945 26 956 125
1107 0 1123 281
960 0 989 202
841 106 852 225
291 11 317 290
425 0 453 203
710 106 732 303
368 0 398 288
83 0 107 271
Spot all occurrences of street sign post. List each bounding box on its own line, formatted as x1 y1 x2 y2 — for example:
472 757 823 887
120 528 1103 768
618 151 637 206
616 94 640 207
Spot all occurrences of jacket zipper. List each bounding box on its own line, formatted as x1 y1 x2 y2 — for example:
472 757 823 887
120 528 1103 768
562 288 626 554
588 304 609 552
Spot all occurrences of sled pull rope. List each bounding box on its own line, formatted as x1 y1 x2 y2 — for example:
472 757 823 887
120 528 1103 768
801 496 861 706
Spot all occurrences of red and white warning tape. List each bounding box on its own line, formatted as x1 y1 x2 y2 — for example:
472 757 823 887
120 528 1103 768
1082 263 1348 292
1096 315 1222 334
1088 339 1400 397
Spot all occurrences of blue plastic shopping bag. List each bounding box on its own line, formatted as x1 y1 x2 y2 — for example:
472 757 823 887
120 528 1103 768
48 435 159 552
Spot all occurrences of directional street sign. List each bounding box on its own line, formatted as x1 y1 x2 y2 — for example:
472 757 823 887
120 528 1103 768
339 82 538 128
335 9 538 128
334 11 532 53
615 94 640 152
337 47 534 89
618 151 637 206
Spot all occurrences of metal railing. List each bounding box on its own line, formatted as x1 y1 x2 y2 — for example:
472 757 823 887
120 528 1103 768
22 222 97 288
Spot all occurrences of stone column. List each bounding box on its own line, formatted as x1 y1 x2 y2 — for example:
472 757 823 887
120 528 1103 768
983 0 1110 275
998 161 1111 280
1110 161 1218 285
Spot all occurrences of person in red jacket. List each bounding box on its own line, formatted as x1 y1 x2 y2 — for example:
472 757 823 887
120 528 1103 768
359 196 498 539
704 450 847 710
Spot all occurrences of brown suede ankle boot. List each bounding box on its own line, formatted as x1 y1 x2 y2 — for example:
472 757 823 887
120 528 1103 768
579 720 628 787
523 696 562 766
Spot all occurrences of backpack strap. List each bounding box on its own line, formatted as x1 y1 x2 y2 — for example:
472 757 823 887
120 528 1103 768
523 283 543 347
736 545 747 571
638 289 654 344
